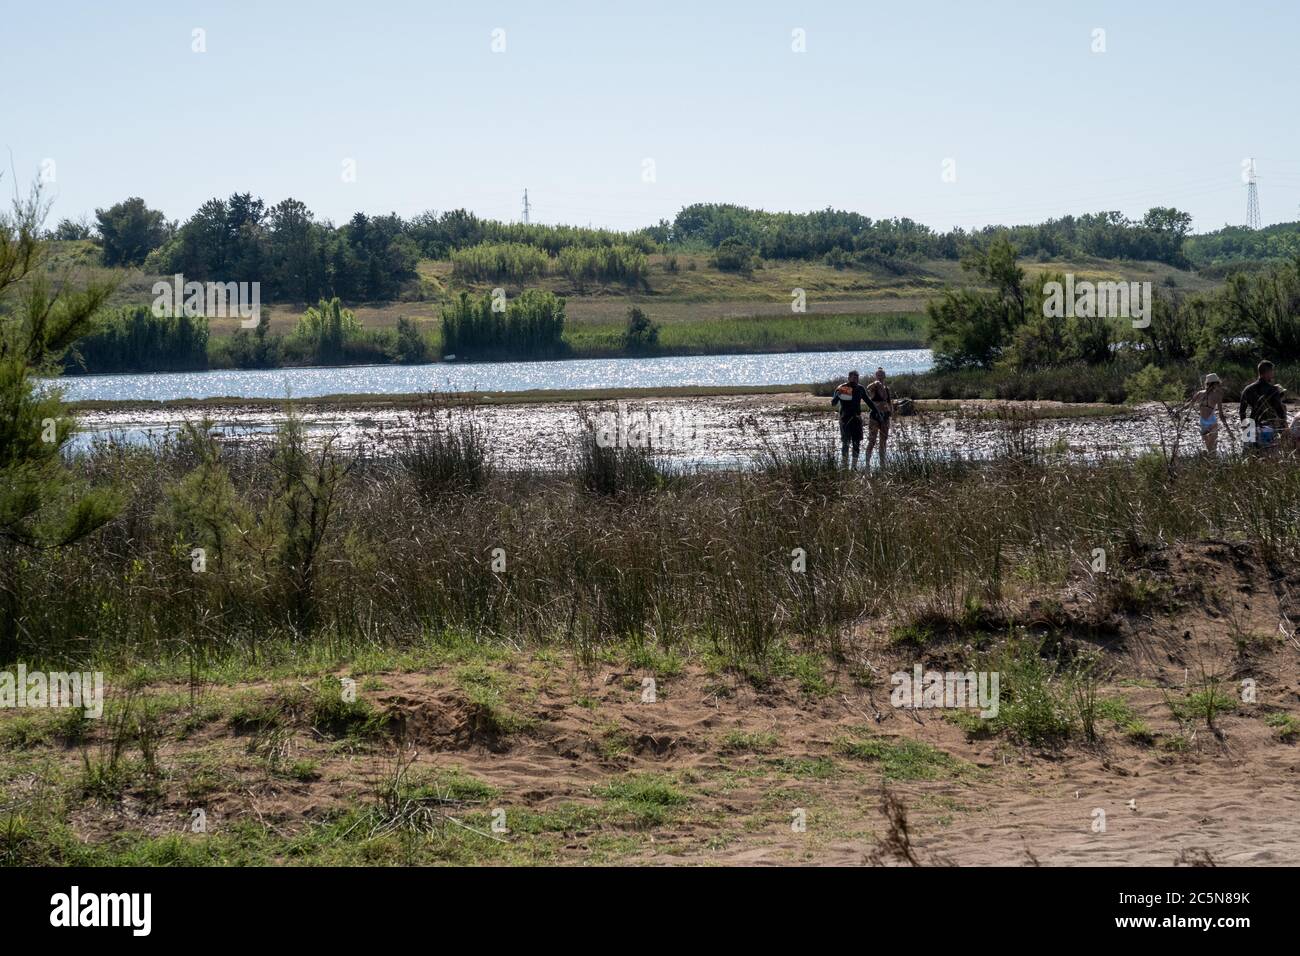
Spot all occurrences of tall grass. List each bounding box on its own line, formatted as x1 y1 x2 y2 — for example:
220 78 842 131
8 417 1300 675
440 290 566 360
395 403 493 498
450 243 549 282
558 245 649 287
571 412 667 496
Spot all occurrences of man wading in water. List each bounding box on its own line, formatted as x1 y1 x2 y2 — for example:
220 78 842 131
831 369 880 469
864 367 895 469
1239 360 1287 454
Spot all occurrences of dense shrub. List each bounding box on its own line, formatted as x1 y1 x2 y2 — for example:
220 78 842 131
440 289 566 359
67 305 208 373
392 316 431 364
210 322 283 369
711 237 757 274
621 307 659 353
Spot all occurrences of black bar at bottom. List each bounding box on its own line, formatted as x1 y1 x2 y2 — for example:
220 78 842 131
0 865 1271 941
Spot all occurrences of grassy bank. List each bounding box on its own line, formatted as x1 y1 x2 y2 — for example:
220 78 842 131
564 311 927 357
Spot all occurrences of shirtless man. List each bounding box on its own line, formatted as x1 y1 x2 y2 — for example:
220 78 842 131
1239 360 1287 454
1189 372 1233 454
864 367 895 469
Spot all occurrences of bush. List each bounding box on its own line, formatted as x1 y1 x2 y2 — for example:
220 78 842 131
711 237 757 274
1123 364 1185 404
211 322 282 369
824 248 853 270
993 637 1074 745
392 316 430 364
572 416 665 496
621 307 659 353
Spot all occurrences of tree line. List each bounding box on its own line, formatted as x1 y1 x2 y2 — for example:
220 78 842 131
928 237 1300 373
669 203 1197 268
62 195 1300 298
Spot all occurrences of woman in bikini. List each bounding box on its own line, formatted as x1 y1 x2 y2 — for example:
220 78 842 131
1190 372 1233 454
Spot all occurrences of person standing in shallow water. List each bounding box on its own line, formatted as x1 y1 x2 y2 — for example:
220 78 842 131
831 369 878 469
1189 372 1233 454
864 367 895 469
1239 360 1287 453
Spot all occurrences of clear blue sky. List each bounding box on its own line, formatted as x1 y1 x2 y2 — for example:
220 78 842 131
4 0 1298 234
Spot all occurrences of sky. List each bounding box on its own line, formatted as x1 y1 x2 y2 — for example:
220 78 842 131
3 0 1299 235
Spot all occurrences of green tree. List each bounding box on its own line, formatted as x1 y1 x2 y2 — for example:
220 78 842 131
621 307 659 353
393 316 429 364
1 184 120 659
94 196 170 266
265 410 352 632
1219 257 1300 360
158 420 249 574
52 217 92 241
928 237 1029 369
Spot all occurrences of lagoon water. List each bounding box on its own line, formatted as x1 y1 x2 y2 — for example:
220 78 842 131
51 348 935 403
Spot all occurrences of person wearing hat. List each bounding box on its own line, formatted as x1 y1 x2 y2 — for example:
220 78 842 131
1190 372 1233 454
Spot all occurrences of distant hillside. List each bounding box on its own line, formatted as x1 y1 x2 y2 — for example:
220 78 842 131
1185 221 1300 275
60 195 1294 316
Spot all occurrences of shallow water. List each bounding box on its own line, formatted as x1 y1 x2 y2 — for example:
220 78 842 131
68 396 1228 471
50 348 935 402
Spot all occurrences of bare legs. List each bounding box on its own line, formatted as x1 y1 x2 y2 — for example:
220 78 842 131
866 423 889 469
1200 421 1220 454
